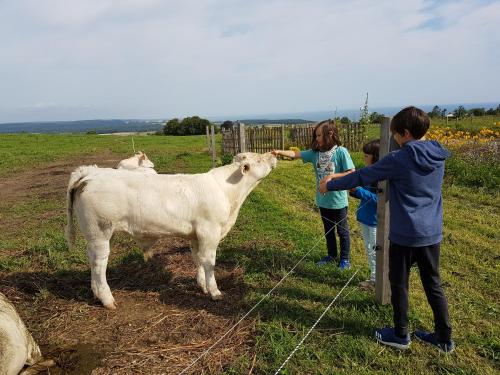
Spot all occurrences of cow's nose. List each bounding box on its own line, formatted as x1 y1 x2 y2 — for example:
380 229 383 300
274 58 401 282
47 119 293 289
270 155 277 168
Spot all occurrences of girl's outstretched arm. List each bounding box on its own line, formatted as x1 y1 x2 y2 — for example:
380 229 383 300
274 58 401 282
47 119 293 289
272 149 302 159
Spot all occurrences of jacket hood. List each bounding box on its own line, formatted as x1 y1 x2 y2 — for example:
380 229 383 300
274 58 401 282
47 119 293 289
404 140 450 172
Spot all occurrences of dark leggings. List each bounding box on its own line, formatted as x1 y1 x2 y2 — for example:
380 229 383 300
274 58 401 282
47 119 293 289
319 206 350 261
389 242 452 342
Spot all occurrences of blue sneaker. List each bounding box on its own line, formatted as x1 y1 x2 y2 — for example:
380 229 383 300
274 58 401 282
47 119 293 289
316 255 335 266
339 259 350 270
414 330 455 353
375 327 411 350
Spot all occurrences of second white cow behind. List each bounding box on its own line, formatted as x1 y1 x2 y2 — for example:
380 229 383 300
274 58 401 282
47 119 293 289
66 152 277 309
116 151 157 174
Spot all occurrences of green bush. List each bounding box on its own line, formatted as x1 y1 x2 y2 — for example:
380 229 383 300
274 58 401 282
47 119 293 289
220 153 234 166
162 116 211 135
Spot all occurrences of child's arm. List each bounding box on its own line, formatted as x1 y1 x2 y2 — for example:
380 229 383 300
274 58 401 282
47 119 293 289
272 150 302 159
321 169 355 184
319 153 396 193
352 187 378 203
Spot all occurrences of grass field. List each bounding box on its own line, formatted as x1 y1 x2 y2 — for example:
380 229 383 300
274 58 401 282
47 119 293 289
365 115 500 140
0 133 498 374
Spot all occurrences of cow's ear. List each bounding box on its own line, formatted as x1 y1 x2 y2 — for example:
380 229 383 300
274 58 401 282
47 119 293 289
240 163 250 174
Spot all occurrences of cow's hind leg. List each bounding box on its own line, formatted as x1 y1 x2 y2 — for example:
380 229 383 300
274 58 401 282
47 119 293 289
86 238 116 309
191 239 207 294
197 232 222 300
138 238 157 262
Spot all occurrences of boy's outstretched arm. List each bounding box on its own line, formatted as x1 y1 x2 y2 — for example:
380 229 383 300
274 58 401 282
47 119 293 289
319 153 396 193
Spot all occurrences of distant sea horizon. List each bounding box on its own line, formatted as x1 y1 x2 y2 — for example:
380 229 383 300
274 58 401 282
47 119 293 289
0 101 498 134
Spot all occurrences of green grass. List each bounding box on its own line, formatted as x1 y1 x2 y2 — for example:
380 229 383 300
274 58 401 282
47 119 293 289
0 133 213 176
0 133 498 374
431 115 500 132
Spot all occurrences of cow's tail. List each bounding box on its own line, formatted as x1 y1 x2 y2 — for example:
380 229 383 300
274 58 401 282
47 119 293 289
65 165 97 250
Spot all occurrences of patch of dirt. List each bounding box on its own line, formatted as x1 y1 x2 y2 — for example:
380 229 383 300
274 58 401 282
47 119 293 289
0 152 120 236
0 153 255 374
0 151 119 203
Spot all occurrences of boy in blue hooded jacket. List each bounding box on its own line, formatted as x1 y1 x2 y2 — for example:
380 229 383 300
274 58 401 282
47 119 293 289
319 106 454 353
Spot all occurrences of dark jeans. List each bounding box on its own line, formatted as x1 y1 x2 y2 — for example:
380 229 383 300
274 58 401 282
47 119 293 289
389 242 452 342
319 206 350 261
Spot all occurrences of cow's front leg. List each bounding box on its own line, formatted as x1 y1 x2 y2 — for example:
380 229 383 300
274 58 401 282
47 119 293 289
87 239 116 309
190 239 207 294
197 231 222 300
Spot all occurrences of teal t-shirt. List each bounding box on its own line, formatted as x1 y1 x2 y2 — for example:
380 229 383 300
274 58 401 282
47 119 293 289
301 146 355 209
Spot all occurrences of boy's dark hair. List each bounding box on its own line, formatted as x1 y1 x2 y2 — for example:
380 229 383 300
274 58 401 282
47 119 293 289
390 106 430 139
362 139 380 163
310 119 342 151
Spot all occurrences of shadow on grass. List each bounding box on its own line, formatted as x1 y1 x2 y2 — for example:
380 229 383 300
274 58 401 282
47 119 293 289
0 245 248 318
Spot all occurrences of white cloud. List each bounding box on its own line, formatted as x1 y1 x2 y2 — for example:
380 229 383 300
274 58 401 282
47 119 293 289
0 0 498 121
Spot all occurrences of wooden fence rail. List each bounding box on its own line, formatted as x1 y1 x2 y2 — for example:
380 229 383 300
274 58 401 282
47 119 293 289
221 122 367 155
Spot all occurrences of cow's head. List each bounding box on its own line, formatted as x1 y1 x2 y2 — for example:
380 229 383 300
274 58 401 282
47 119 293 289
137 151 155 169
234 152 277 180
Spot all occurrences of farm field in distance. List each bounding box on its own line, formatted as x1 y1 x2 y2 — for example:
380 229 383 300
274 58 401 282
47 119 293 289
0 132 498 374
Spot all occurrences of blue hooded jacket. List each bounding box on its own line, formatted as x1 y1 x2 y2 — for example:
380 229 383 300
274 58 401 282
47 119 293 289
327 140 450 247
350 186 378 227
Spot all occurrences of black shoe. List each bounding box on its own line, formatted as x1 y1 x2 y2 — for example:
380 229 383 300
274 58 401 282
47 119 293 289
316 255 335 266
375 327 411 350
414 330 455 353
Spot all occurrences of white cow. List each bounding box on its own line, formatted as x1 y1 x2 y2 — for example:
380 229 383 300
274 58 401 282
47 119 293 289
0 293 42 375
116 151 157 174
65 152 277 309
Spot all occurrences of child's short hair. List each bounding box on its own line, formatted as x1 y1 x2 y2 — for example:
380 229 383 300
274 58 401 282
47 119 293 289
311 119 341 151
362 139 380 163
390 106 430 139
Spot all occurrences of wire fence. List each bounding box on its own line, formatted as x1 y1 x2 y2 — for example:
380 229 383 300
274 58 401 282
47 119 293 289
178 200 371 375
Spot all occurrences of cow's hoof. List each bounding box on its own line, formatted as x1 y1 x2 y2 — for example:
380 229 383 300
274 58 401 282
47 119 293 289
104 301 117 310
211 292 223 301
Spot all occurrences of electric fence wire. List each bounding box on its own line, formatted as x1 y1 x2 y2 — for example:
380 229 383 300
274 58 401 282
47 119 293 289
178 198 371 375
274 269 359 375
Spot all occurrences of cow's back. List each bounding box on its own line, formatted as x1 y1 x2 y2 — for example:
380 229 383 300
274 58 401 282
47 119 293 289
74 170 231 238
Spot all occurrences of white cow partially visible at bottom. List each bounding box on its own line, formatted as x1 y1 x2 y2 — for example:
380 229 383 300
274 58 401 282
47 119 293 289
0 292 42 375
66 152 277 309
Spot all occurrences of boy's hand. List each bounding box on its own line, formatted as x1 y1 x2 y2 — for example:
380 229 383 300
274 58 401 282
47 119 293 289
319 180 328 194
349 187 357 193
320 173 340 185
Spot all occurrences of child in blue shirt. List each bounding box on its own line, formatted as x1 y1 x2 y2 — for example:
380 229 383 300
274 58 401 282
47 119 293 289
319 107 454 353
272 119 355 269
350 139 380 290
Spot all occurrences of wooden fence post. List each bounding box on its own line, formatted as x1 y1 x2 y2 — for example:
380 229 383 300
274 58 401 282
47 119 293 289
281 124 285 150
239 123 246 153
206 125 211 153
210 125 216 168
375 117 392 305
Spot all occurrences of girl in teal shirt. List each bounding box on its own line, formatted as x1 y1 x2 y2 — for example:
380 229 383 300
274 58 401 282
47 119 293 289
273 120 355 269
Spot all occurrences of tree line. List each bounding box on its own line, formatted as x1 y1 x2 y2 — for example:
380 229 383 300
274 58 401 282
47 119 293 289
160 103 500 135
428 104 500 119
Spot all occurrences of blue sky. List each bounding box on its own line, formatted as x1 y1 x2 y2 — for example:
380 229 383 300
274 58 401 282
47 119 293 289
0 0 499 122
